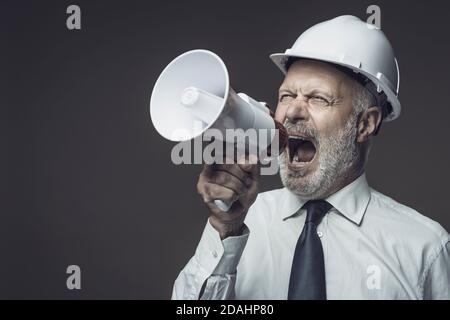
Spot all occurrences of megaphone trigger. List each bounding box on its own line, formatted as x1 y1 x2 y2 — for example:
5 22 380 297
214 199 233 212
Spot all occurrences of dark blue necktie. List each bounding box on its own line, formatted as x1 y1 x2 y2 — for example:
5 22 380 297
288 200 332 300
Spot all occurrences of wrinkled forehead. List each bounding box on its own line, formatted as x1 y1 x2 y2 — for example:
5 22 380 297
281 59 357 96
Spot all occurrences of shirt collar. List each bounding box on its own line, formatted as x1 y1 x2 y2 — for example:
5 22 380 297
280 173 371 226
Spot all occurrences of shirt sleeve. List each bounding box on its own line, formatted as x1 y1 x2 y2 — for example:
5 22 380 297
171 219 249 300
422 239 450 300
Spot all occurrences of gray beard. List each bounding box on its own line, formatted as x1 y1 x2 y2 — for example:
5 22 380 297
279 111 360 200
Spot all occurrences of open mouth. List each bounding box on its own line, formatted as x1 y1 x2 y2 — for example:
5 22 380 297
288 135 317 166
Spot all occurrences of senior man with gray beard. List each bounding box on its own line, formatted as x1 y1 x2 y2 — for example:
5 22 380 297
172 16 450 300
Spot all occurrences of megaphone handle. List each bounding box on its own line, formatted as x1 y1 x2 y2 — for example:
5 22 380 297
214 199 233 212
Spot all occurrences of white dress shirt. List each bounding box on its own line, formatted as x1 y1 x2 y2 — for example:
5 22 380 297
172 173 450 300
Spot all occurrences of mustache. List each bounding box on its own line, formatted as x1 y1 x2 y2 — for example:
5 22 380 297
283 120 319 140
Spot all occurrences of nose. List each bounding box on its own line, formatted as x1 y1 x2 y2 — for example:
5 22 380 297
285 97 310 123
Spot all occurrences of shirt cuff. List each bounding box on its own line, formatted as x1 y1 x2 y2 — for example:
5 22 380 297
195 219 249 276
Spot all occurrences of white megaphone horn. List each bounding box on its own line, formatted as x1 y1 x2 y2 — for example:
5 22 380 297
150 49 287 212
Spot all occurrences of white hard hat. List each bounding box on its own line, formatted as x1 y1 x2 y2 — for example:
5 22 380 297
270 15 401 122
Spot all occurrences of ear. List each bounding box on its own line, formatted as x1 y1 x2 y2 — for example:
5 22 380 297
357 106 383 143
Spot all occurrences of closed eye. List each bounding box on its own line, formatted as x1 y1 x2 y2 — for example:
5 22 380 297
308 95 331 106
311 95 329 102
279 93 296 102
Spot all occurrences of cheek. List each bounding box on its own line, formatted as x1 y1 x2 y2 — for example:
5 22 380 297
310 107 350 133
274 103 287 124
316 120 343 140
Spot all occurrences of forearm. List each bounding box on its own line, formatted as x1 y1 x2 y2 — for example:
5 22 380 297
171 219 249 300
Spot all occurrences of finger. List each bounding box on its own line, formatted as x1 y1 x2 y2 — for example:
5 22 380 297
207 171 249 196
204 164 253 188
201 182 239 205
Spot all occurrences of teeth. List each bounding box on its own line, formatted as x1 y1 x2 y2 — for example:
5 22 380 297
289 135 315 165
292 155 310 164
289 136 308 141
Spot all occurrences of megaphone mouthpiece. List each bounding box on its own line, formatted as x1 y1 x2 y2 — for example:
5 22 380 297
272 119 288 156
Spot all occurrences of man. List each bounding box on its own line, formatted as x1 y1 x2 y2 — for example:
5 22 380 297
172 16 450 299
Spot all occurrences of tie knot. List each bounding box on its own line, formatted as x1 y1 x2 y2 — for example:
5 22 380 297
303 200 332 225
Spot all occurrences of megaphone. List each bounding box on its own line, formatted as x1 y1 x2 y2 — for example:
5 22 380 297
150 49 287 211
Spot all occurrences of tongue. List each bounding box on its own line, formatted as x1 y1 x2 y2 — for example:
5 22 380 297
296 140 316 162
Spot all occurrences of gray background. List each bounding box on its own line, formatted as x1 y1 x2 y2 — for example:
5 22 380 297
3 0 450 299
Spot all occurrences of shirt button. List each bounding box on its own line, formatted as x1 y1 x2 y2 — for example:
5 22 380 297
211 250 218 258
317 231 323 238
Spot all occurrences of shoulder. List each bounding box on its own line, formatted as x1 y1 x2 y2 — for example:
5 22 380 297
368 188 449 251
255 187 286 205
